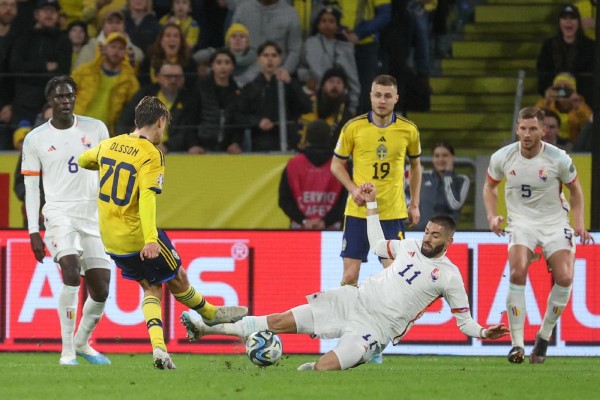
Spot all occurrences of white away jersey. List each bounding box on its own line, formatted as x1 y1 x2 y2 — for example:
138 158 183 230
358 238 471 344
487 142 577 226
21 115 109 218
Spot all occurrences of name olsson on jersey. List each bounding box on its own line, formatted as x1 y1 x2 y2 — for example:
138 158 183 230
110 142 139 157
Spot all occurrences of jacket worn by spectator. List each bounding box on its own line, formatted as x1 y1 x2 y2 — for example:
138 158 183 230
235 73 312 151
412 169 470 230
279 144 346 229
72 56 140 135
195 74 241 151
10 27 71 123
116 83 200 151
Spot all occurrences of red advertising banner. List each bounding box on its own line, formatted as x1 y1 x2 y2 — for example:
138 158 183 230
1 230 599 356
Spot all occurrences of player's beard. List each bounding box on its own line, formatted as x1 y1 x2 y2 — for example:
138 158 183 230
421 242 445 258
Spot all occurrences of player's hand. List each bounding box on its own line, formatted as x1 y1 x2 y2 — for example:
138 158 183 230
360 182 376 202
408 204 420 227
351 186 366 206
140 242 161 260
488 215 505 236
574 228 594 245
484 324 510 340
29 232 46 262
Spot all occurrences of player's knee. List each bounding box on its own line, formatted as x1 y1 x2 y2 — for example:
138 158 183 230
509 268 527 285
553 271 573 287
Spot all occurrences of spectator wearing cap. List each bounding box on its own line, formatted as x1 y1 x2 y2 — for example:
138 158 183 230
278 118 347 230
116 62 201 153
298 67 354 149
297 4 360 114
535 72 592 149
537 3 595 108
124 0 161 56
231 0 302 80
193 23 259 87
72 31 140 136
74 8 145 70
9 0 71 127
0 0 18 150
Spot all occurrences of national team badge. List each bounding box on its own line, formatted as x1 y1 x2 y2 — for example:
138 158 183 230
430 267 440 282
538 168 547 182
376 144 387 160
81 136 91 148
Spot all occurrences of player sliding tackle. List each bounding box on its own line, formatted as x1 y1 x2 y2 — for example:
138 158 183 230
181 183 509 371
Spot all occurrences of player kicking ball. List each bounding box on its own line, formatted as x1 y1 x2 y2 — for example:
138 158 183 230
181 183 509 371
79 96 247 369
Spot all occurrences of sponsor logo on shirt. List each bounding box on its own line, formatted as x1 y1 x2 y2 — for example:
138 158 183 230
408 251 415 257
508 170 516 176
157 173 164 189
48 145 57 152
81 136 92 148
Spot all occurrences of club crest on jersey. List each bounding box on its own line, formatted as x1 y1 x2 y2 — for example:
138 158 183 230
81 136 91 149
430 268 440 282
538 168 547 182
376 144 387 160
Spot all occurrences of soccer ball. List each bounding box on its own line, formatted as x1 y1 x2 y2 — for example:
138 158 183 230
245 330 283 367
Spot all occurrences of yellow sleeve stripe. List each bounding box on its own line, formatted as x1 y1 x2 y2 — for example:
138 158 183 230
158 239 178 271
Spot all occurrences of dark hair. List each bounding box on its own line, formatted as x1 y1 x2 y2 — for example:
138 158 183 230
45 75 77 98
518 106 545 125
134 96 171 128
311 3 342 35
429 215 456 235
149 23 190 72
432 141 455 155
372 74 397 88
210 47 236 67
257 40 281 56
542 108 561 127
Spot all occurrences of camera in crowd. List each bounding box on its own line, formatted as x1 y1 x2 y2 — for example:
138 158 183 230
554 87 573 98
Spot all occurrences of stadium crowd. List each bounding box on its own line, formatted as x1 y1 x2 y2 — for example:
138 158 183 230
0 0 468 153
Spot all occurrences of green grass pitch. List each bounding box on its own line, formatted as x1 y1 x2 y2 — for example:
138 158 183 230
0 353 597 400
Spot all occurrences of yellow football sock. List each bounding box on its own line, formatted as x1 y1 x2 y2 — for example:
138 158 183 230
173 286 217 319
142 296 166 351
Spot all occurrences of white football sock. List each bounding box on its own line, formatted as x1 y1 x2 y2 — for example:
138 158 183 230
58 285 80 358
74 298 105 351
204 316 269 338
538 284 572 341
506 283 526 348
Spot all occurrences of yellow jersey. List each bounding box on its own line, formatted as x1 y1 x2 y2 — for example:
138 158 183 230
334 112 421 219
79 133 164 255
